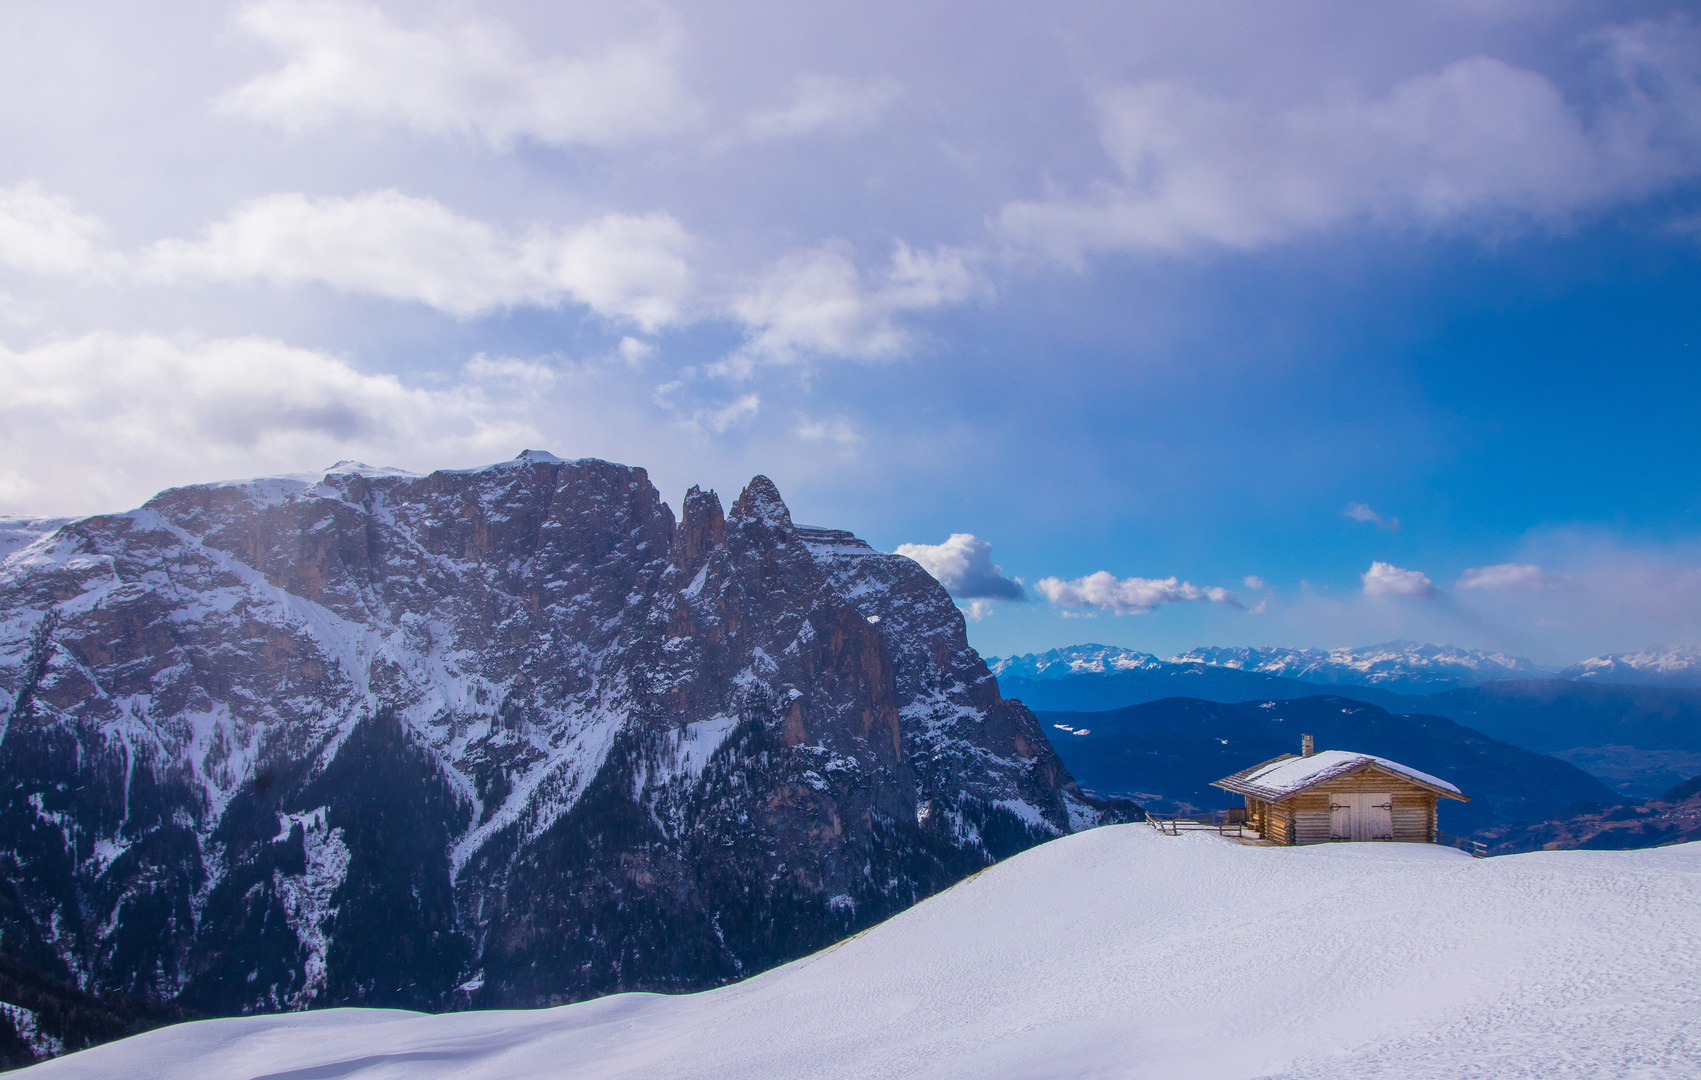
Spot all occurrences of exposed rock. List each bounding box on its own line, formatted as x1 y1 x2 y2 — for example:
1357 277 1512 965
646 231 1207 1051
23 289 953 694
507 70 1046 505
0 454 1114 1021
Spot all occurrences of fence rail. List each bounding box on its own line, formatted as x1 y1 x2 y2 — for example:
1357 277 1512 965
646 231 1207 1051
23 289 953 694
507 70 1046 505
1434 830 1488 858
1146 809 1248 838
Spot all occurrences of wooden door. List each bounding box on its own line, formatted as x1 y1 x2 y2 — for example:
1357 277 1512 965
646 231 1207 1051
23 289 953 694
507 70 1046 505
1329 797 1352 841
1329 793 1395 841
1355 793 1393 840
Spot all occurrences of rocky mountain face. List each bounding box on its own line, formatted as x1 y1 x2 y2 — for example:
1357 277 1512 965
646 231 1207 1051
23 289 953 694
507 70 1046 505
0 453 1112 1022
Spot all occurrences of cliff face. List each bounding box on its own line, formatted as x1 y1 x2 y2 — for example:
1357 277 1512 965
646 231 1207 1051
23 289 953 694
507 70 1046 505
0 453 1110 1016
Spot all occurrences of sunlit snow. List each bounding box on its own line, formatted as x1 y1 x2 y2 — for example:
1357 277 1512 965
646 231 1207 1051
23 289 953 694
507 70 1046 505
27 826 1700 1079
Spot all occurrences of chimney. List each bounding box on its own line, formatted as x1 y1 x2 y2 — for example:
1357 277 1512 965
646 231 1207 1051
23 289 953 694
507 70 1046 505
1302 734 1315 758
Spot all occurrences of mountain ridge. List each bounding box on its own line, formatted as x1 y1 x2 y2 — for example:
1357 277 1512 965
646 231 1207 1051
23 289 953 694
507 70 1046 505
0 453 1114 1023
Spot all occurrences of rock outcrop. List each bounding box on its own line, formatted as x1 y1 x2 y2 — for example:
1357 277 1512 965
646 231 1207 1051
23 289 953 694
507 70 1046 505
0 453 1112 1018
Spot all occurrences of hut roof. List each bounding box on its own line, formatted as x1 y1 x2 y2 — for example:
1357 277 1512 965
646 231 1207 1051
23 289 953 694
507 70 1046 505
1212 749 1468 803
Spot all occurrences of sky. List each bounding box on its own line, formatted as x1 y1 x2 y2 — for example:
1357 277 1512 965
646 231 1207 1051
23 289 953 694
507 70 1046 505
1 0 1699 665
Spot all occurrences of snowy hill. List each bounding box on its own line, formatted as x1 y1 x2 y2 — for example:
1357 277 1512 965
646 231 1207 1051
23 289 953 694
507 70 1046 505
1561 645 1701 687
27 825 1701 1080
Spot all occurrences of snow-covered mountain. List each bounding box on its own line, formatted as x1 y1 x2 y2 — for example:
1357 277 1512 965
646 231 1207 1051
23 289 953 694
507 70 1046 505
0 453 1111 1023
985 644 1162 680
31 826 1701 1080
1168 641 1554 691
1560 646 1701 687
990 641 1551 693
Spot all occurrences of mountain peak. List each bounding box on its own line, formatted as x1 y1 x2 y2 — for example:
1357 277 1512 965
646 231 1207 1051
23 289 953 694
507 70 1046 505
730 475 794 532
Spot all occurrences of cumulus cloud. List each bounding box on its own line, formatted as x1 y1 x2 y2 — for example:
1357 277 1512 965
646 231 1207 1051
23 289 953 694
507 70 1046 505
1345 502 1400 532
1033 571 1238 615
1457 563 1566 590
0 331 538 515
895 533 1026 602
220 0 695 148
1361 561 1436 597
794 415 864 449
997 18 1701 261
142 190 693 329
0 183 122 278
741 75 903 141
723 241 975 371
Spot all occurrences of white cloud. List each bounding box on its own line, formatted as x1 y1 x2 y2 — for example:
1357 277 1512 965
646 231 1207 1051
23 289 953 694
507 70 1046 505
462 354 556 394
895 533 1026 601
661 392 761 436
0 331 538 516
725 241 975 371
1033 571 1238 615
997 19 1701 261
1457 562 1565 590
221 0 695 148
1345 502 1400 532
742 75 902 141
142 190 693 329
0 183 122 278
794 415 864 449
1361 561 1436 597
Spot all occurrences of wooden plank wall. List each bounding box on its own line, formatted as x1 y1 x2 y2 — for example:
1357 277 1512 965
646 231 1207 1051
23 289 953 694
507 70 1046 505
1249 774 1439 845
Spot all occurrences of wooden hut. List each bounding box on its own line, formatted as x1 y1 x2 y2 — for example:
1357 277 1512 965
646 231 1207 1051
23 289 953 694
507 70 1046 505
1211 735 1468 845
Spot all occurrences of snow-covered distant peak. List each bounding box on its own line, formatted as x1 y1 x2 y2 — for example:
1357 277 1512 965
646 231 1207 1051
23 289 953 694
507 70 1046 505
0 516 72 564
1166 640 1552 690
986 644 1162 680
322 460 420 478
1560 646 1701 687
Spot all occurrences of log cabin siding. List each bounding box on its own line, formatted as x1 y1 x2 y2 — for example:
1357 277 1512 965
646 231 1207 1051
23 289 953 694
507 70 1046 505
1245 770 1440 845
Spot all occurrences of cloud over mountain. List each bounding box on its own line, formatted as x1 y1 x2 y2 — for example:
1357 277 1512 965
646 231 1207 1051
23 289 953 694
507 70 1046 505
0 331 536 514
1034 571 1238 615
220 0 696 148
143 191 694 329
1361 561 1436 598
894 533 1025 603
1345 503 1400 532
997 19 1701 262
1458 563 1565 590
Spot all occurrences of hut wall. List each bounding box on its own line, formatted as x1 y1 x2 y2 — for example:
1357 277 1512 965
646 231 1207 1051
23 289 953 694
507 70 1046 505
1283 772 1441 844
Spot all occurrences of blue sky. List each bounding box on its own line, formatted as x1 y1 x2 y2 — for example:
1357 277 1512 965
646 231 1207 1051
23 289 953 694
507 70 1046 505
2 0 1698 664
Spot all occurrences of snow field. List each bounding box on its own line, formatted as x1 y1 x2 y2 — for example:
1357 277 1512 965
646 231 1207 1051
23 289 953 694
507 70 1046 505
26 825 1701 1080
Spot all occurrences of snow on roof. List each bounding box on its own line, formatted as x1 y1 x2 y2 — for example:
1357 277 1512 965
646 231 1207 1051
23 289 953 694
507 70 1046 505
1215 749 1464 801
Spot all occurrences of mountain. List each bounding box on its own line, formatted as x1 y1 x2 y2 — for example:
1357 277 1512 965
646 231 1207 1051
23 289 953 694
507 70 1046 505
990 641 1552 694
1037 696 1623 836
1416 679 1701 798
33 826 1701 1080
1169 641 1554 691
0 453 1114 1025
1482 774 1701 854
0 520 67 564
1560 645 1701 687
997 666 1417 713
0 954 194 1069
985 644 1162 680
997 660 1701 798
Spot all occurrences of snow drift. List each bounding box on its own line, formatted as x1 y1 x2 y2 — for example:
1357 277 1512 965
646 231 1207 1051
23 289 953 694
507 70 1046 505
25 825 1701 1079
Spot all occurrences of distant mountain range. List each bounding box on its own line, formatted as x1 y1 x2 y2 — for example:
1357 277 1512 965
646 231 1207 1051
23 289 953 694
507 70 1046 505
1036 695 1623 837
989 641 1701 691
1480 775 1701 854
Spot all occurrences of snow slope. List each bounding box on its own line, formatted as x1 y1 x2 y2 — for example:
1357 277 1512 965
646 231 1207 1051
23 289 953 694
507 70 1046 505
29 825 1700 1080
